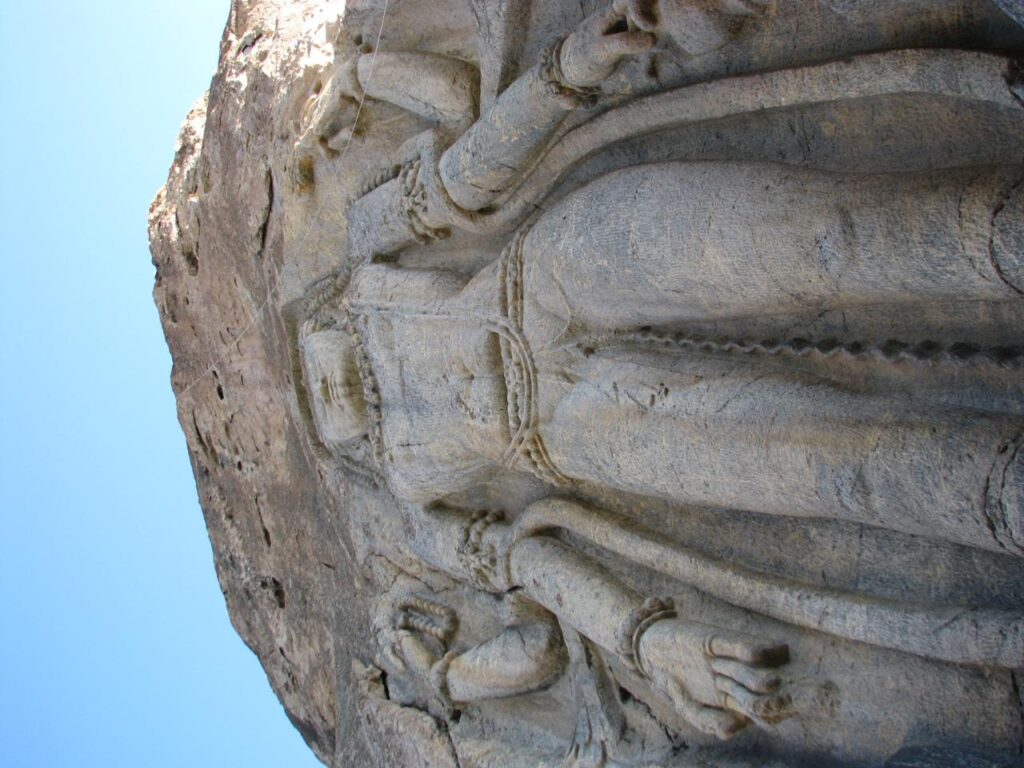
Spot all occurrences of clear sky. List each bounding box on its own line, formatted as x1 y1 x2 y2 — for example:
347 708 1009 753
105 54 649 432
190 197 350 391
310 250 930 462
0 2 323 766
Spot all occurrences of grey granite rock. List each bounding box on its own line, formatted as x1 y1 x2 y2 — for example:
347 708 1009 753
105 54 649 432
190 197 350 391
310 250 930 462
151 1 1024 765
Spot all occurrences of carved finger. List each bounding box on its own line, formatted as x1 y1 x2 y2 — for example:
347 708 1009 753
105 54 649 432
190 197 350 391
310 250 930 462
597 30 657 57
710 657 781 693
380 630 410 671
385 651 405 671
708 634 789 666
663 679 747 740
717 677 794 724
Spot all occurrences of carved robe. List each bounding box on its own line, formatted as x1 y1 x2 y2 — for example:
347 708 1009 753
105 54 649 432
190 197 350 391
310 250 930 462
345 160 1023 555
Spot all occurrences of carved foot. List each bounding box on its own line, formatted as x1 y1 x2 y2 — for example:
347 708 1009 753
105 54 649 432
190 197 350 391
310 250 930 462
637 617 794 739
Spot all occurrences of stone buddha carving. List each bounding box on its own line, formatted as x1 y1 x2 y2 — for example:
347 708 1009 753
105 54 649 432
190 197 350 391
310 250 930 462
286 0 1024 762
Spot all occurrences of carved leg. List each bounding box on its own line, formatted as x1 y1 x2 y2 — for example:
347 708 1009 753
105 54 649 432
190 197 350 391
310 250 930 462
519 162 1024 335
536 349 1024 555
511 497 1024 668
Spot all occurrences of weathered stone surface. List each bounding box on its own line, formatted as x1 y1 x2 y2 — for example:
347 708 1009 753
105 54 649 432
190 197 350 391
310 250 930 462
151 1 1024 765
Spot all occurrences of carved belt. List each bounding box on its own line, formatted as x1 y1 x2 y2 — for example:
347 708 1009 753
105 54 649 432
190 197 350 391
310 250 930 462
497 230 572 488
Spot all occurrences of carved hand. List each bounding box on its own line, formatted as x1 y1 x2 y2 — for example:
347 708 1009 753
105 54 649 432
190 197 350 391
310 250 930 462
559 0 658 88
637 617 793 739
376 595 457 684
392 630 440 680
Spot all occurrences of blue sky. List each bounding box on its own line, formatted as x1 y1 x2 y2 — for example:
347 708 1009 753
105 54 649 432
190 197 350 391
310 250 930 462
0 2 323 766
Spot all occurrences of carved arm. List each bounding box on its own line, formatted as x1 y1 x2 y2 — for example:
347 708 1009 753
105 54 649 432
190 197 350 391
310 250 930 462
437 0 658 212
343 1 657 259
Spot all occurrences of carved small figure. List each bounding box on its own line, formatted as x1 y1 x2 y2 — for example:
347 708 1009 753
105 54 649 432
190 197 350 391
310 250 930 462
375 591 567 714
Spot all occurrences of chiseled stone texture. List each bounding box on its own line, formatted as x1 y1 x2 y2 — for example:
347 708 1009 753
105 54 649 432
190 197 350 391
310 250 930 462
151 1 1024 766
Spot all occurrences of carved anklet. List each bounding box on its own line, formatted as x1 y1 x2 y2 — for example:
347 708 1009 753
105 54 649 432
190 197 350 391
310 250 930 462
539 38 601 109
615 597 677 678
457 511 507 593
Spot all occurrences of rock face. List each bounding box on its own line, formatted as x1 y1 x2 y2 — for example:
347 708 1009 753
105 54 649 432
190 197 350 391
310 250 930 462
149 1 1024 765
